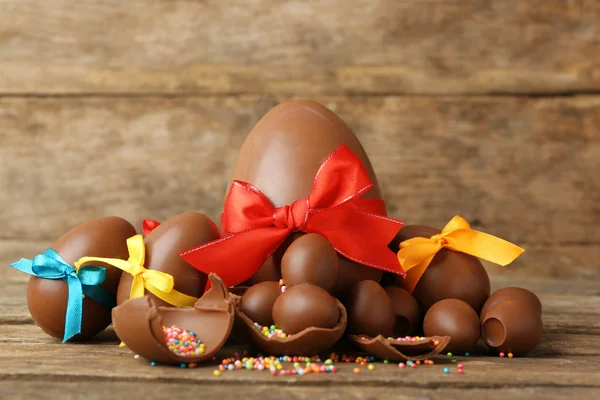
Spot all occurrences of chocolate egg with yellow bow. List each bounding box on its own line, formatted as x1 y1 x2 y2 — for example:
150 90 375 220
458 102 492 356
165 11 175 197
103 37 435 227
181 100 404 298
18 217 137 341
392 225 491 313
116 212 220 307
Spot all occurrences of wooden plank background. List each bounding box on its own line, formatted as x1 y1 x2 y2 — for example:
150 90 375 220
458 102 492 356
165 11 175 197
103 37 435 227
1 1 600 398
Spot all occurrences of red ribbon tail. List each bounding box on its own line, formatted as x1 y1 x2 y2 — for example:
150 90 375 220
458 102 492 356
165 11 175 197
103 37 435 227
179 227 291 287
305 208 405 276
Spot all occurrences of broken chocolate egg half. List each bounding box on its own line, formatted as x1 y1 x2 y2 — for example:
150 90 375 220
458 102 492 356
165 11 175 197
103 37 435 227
348 335 450 362
112 274 234 365
233 285 347 356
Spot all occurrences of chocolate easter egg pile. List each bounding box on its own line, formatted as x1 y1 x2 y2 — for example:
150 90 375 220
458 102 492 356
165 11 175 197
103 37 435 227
11 99 544 364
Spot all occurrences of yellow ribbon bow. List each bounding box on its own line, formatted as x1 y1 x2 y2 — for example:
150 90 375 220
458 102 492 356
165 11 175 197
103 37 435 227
74 234 198 307
397 216 524 293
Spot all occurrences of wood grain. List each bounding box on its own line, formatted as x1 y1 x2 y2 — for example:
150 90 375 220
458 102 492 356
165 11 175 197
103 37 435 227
1 0 600 95
1 96 599 279
2 325 600 389
3 381 600 400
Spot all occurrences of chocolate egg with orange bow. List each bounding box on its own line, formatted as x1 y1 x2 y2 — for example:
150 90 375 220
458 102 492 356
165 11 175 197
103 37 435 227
391 218 524 314
181 100 404 297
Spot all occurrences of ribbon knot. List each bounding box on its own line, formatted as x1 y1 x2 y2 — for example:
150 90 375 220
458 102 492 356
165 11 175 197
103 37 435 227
10 249 115 342
397 215 525 292
273 200 307 230
75 234 198 308
180 144 405 287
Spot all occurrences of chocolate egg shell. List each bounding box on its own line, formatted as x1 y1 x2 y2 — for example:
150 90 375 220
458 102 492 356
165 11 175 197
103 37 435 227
239 281 281 326
113 274 235 364
393 225 491 313
384 286 421 336
281 233 339 292
349 335 450 362
347 280 395 338
117 212 219 306
27 216 136 341
423 299 480 353
233 292 347 355
481 299 543 355
272 283 339 335
480 287 542 319
229 100 385 293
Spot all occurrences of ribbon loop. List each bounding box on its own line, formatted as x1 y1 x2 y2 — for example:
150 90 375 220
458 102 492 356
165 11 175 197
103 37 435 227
397 215 525 293
9 249 114 342
180 144 405 287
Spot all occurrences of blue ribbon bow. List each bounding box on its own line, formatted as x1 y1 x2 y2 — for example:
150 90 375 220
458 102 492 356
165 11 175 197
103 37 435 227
10 249 116 342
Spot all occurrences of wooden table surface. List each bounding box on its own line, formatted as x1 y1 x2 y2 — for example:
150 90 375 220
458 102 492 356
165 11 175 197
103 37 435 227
2 267 600 399
1 1 599 398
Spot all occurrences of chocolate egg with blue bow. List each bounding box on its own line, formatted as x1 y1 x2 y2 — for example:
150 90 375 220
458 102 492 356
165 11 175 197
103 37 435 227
26 216 137 341
116 212 220 307
390 225 491 313
226 100 402 296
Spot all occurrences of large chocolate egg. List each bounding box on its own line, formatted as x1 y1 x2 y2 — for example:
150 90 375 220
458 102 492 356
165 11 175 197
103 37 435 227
281 233 339 292
27 216 136 340
347 280 395 338
117 212 219 306
480 287 542 319
392 225 491 313
384 286 421 336
481 300 543 355
239 281 281 326
229 100 385 294
423 299 480 353
272 283 339 335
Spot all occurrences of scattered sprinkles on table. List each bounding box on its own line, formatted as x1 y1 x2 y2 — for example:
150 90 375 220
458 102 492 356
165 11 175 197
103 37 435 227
162 325 205 357
141 349 467 377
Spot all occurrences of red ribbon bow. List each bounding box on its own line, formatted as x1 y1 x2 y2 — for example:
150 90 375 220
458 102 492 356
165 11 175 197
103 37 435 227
180 144 405 287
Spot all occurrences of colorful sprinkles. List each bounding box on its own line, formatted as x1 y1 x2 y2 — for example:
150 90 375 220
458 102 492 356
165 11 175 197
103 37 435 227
162 325 205 357
141 339 473 377
252 322 289 338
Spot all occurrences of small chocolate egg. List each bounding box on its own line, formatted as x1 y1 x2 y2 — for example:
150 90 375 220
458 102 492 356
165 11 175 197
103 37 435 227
384 286 421 336
347 280 395 338
272 283 339 335
239 281 281 326
393 225 491 313
281 233 339 292
481 300 543 355
117 212 219 306
480 287 542 319
27 216 136 340
423 299 480 353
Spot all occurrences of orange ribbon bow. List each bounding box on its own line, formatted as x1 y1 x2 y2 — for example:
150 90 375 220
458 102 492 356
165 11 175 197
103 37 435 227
397 216 525 292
